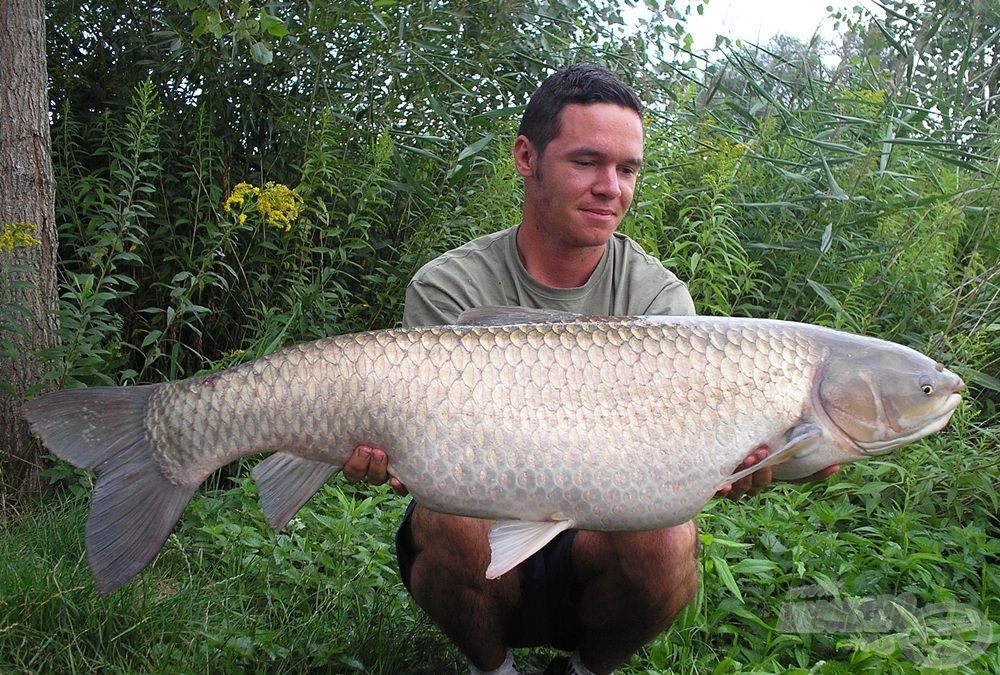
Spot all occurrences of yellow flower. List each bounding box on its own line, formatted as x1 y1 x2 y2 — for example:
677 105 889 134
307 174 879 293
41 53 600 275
0 221 42 252
221 181 302 231
256 182 303 231
222 182 260 213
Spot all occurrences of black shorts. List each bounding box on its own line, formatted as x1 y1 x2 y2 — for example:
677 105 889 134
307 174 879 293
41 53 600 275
395 500 585 651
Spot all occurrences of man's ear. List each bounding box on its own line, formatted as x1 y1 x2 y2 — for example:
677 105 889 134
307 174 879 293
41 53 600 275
513 135 537 179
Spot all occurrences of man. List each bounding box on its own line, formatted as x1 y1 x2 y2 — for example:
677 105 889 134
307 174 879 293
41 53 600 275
343 63 835 675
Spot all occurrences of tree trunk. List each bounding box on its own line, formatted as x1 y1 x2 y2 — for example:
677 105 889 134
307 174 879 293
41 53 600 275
0 0 59 509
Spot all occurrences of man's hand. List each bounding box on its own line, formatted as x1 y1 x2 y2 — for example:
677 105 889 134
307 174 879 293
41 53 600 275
342 444 409 495
717 446 773 500
716 446 842 500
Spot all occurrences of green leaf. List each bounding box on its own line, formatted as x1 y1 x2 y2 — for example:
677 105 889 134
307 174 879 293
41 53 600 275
455 134 495 163
807 279 846 317
708 555 744 602
260 12 288 38
249 41 273 65
962 367 1000 393
820 223 833 253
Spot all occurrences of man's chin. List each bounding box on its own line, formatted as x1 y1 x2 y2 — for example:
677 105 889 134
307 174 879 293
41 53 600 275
574 219 620 245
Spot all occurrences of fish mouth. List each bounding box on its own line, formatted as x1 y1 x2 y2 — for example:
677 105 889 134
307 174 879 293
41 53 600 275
854 391 964 454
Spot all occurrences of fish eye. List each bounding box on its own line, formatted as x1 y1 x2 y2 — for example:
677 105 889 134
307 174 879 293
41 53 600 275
921 383 934 395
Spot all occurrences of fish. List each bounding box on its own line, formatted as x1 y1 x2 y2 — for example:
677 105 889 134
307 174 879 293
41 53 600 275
21 307 964 594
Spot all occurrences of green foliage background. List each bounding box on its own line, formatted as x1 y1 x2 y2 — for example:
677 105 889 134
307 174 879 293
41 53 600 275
1 0 997 673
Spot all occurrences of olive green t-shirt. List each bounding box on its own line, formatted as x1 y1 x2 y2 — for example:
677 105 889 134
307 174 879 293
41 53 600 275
402 225 695 327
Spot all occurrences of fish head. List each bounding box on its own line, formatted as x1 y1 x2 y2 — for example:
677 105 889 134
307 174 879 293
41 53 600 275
816 341 964 455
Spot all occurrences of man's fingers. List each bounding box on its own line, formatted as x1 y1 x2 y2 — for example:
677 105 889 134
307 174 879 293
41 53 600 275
743 464 772 497
342 444 398 488
366 447 389 483
719 446 772 500
341 445 373 484
388 477 410 496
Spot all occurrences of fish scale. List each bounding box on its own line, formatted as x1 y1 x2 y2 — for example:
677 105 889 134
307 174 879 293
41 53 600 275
22 309 963 592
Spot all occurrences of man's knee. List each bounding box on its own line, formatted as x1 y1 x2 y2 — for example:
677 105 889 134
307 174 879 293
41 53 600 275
409 508 492 570
627 521 699 608
574 521 699 624
401 508 522 668
406 507 521 607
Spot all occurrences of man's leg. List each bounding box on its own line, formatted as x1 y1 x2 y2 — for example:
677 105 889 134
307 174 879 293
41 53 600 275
403 505 698 674
406 505 523 671
569 522 700 674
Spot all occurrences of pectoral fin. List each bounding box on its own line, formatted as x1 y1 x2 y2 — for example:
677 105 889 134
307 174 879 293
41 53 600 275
253 452 340 530
485 518 575 579
715 423 825 492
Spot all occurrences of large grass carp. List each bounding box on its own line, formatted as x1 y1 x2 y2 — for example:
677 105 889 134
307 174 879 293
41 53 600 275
22 307 963 593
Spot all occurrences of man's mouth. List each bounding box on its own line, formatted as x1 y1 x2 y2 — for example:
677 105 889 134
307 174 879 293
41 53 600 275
581 207 616 218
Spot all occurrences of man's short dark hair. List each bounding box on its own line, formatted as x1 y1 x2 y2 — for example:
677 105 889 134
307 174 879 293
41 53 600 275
518 63 643 156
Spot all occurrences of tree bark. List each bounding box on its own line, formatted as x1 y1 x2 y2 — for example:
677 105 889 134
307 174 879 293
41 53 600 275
0 0 59 509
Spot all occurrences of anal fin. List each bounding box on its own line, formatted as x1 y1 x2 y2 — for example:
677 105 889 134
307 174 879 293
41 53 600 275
485 518 575 579
253 452 340 530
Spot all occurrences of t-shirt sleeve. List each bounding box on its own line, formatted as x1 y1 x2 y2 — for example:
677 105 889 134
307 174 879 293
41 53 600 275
644 279 696 316
615 235 696 316
402 277 467 328
402 228 517 328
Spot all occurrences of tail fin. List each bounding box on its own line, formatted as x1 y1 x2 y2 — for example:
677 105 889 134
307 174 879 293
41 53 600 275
22 387 197 594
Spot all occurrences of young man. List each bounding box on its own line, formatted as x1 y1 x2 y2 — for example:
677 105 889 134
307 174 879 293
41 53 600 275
343 63 834 675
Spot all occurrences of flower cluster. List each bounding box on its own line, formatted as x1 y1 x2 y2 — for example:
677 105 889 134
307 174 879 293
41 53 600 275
222 181 303 231
0 221 42 253
256 182 303 231
222 182 258 225
837 86 888 116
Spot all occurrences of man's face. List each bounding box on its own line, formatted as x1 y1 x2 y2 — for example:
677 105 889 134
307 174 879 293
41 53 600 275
516 102 644 248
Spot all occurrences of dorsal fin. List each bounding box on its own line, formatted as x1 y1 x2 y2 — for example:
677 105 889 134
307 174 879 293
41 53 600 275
456 306 583 326
456 306 641 327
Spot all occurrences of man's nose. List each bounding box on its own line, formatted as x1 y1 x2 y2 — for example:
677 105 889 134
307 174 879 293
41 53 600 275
592 166 622 198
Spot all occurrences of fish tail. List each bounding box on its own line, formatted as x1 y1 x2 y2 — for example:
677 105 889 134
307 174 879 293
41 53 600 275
22 386 197 594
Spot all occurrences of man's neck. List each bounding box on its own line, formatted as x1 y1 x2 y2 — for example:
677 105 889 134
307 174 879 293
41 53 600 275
514 223 608 288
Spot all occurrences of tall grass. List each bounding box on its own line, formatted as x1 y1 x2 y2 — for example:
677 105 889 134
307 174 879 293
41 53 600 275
0 481 462 673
